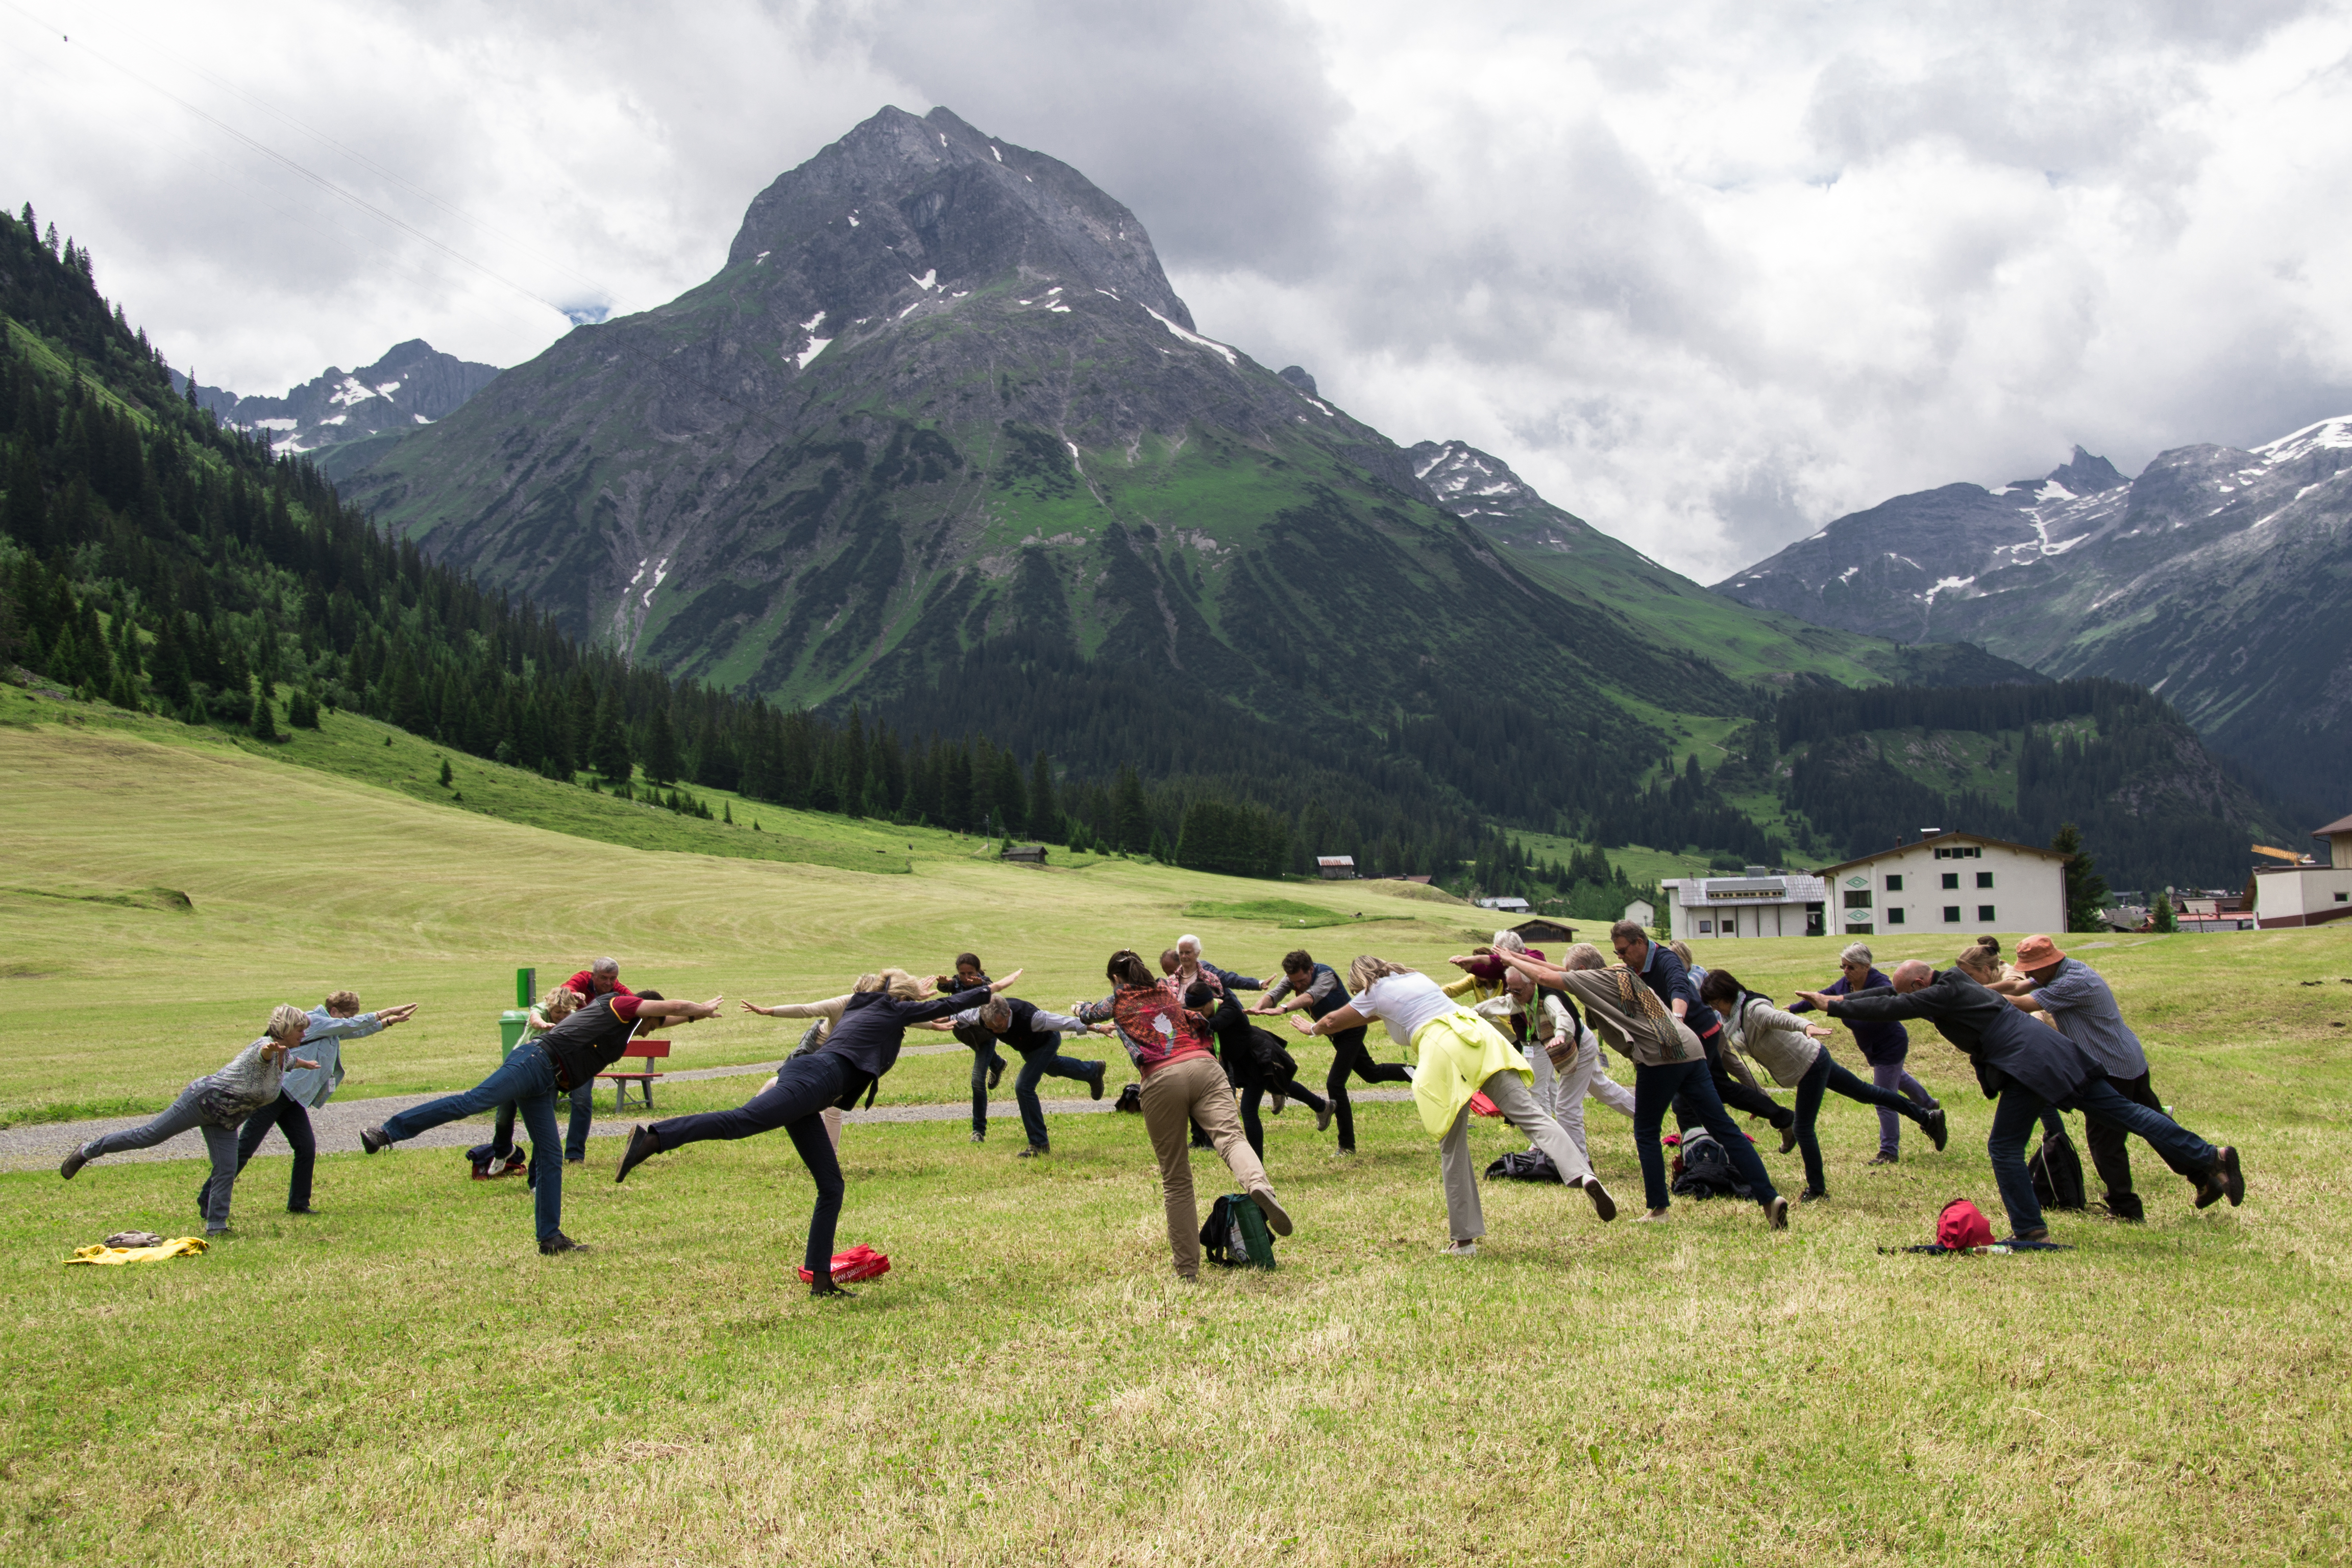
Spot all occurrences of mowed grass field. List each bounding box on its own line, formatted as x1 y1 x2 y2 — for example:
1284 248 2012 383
4 710 2351 1565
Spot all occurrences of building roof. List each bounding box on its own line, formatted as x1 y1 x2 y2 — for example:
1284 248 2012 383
1812 831 2070 877
2314 812 2352 837
1661 873 1827 906
1316 855 1356 867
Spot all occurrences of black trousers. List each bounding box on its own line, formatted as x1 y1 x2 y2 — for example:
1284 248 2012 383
2046 1070 2179 1216
647 1053 856 1278
199 1092 315 1214
1324 1025 1411 1152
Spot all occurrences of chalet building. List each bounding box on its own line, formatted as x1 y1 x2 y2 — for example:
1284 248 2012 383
998 843 1048 864
1622 898 1655 929
1511 918 1576 944
2251 813 2352 928
1809 832 2066 939
1660 868 1829 941
1316 856 1357 880
1475 895 1532 914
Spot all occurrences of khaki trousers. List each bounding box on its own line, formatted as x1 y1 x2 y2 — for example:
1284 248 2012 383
1142 1053 1273 1279
1438 1067 1593 1241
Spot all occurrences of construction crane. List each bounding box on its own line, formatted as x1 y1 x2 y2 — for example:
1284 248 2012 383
2252 844 2313 864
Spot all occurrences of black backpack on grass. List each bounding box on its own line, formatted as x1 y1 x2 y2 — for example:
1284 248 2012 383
1669 1130 1754 1200
2029 1126 2088 1211
1200 1194 1278 1269
1485 1149 1561 1183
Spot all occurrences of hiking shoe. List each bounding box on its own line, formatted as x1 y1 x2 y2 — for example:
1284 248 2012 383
987 1060 1004 1090
1582 1176 1617 1222
2202 1146 2244 1208
1018 1144 1048 1159
1924 1108 1950 1152
1442 1239 1479 1257
1314 1101 1335 1133
360 1125 390 1155
2103 1190 2146 1222
59 1144 90 1180
1799 1187 1827 1204
538 1233 589 1256
1778 1122 1799 1155
1088 1065 1106 1101
968 1131 986 1144
1868 1152 1899 1166
1251 1187 1295 1237
1270 1094 1287 1116
616 1125 659 1185
1765 1195 1790 1230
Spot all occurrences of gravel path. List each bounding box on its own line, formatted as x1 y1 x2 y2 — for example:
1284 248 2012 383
1 1050 1413 1172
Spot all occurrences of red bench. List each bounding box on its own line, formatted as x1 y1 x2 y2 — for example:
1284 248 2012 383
597 1040 670 1110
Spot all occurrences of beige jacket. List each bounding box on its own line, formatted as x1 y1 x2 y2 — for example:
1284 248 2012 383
1725 996 1824 1087
1552 967 1703 1068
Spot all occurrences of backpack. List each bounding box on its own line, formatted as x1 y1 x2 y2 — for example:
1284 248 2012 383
2029 1127 2088 1211
1669 1130 1754 1200
1245 1026 1300 1083
1936 1198 1995 1250
789 1020 827 1061
1484 1149 1561 1183
1199 1193 1278 1269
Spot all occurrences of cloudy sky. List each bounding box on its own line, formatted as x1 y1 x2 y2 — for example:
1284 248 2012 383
8 0 2351 580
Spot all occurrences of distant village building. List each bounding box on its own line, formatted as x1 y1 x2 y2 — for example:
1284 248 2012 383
1475 895 1532 914
2251 813 2352 928
1661 869 1828 941
998 843 1048 864
1622 899 1655 929
1806 832 2066 939
1511 917 1576 944
1316 856 1357 880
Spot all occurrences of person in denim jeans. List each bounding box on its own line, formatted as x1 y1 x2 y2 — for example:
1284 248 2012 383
62 1005 317 1235
364 990 721 1254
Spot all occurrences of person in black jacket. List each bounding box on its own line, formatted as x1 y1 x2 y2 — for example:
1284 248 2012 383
1250 950 1410 1156
615 969 999 1295
1800 955 2243 1241
916 994 1107 1156
361 989 721 1254
933 953 1007 1135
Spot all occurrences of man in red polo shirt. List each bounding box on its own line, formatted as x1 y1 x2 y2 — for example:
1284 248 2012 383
566 957 636 1002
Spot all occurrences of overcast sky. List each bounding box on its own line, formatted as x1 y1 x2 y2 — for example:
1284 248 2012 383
8 0 2350 580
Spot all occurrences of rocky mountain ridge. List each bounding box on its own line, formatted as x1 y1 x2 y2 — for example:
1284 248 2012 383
173 339 500 454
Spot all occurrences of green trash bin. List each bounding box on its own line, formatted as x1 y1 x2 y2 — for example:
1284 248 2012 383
499 1009 530 1059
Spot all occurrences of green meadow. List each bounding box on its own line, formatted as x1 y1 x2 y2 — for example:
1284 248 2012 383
2 693 2348 1565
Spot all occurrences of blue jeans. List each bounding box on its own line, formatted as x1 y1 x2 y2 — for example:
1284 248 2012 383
1015 1045 1101 1150
647 1052 857 1277
492 1085 593 1162
384 1042 564 1243
1793 1050 1935 1194
84 1082 243 1232
1989 1077 2219 1236
1633 1059 1779 1211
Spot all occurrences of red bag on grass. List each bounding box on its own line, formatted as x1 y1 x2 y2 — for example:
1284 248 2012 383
798 1244 891 1285
1935 1199 1994 1251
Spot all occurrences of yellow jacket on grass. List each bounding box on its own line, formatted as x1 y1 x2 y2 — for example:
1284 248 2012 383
66 1236 208 1266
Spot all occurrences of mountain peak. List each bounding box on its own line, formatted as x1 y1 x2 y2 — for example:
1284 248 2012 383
1278 365 1317 396
724 104 1192 329
2045 446 2127 498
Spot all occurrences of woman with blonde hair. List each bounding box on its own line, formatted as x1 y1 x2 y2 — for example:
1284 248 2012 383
61 1004 320 1236
1290 955 1614 1256
617 966 1001 1295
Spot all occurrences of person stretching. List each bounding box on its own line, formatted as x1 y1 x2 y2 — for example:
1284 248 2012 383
917 992 1106 1157
481 986 581 1180
616 970 997 1295
1790 942 1938 1165
202 990 419 1215
63 1005 319 1236
362 989 721 1255
1698 969 1947 1202
1496 944 1786 1229
1799 954 2242 1242
932 953 1008 1126
1251 949 1411 1156
738 974 933 1154
1294 955 1614 1256
1608 921 1796 1150
1075 949 1293 1279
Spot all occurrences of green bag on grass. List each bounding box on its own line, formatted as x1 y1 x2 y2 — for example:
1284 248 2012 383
1200 1193 1278 1270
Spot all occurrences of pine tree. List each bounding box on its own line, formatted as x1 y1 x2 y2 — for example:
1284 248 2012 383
2050 822 2110 932
645 704 680 785
44 619 80 684
1114 764 1151 852
2151 892 2177 933
249 690 279 741
723 800 733 825
388 653 429 733
438 757 454 788
1027 751 1058 841
590 690 632 782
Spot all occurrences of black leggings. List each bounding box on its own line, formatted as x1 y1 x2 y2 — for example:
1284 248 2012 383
1324 1025 1410 1152
1237 1077 1328 1157
1792 1050 1933 1194
646 1054 854 1278
1695 1030 1792 1128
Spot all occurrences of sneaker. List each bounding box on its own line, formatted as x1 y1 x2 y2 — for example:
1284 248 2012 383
1582 1176 1617 1223
987 1060 1004 1090
1924 1108 1950 1153
1331 1145 1357 1158
1442 1238 1479 1257
1314 1101 1335 1133
2199 1145 2244 1209
360 1125 390 1155
538 1233 589 1256
1251 1187 1295 1237
968 1131 986 1144
1018 1144 1048 1159
1868 1152 1900 1166
59 1144 90 1180
1799 1187 1827 1204
1088 1066 1106 1101
810 1278 856 1299
616 1125 659 1185
1765 1195 1790 1230
1777 1122 1799 1155
495 1153 529 1179
1270 1094 1287 1116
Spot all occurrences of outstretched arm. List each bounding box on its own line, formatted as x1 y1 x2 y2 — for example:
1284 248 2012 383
634 996 724 1025
1289 1001 1371 1036
1493 949 1570 988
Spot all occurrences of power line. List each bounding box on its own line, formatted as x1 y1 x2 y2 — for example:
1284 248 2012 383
1 1 581 322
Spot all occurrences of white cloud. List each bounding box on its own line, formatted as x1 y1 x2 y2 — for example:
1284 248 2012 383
10 0 2350 580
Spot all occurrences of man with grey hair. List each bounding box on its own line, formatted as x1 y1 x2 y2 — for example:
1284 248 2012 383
916 994 1107 1156
1791 941 1937 1165
565 958 633 1001
1800 956 2242 1241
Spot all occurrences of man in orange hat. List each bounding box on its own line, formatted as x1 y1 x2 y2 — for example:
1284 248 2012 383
2000 934 2167 1220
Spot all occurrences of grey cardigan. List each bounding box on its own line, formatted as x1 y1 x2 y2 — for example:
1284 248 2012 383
1726 996 1823 1087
